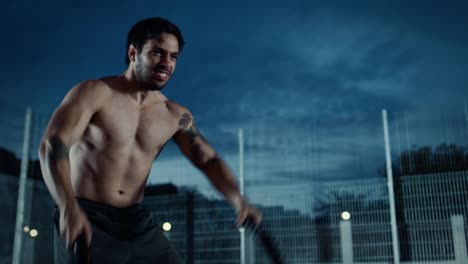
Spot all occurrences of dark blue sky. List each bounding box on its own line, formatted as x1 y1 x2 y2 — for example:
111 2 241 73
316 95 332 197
2 0 467 194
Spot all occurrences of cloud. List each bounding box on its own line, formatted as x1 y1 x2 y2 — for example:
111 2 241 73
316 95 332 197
3 0 468 188
154 4 457 185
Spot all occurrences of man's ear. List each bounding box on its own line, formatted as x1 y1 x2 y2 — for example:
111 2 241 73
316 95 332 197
128 44 137 63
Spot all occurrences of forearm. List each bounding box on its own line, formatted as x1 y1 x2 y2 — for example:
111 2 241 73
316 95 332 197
173 113 245 208
199 157 244 208
38 138 77 211
200 157 263 226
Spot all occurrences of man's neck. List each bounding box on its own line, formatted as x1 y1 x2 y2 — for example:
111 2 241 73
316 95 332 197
119 71 161 105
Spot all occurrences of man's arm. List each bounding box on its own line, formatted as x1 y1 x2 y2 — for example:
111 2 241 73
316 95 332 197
38 80 107 247
173 112 262 226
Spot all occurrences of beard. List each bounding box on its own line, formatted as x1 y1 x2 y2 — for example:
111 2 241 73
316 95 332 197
135 61 168 91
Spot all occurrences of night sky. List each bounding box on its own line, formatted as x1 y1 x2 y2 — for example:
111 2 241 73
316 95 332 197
2 0 467 196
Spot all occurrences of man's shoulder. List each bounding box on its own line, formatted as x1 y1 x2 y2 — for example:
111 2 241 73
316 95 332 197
166 100 191 117
165 101 195 130
71 77 114 95
63 77 114 107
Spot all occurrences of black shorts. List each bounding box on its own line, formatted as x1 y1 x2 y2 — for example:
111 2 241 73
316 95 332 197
53 197 184 264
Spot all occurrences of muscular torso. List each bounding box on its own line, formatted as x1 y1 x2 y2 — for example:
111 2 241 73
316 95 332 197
70 78 182 207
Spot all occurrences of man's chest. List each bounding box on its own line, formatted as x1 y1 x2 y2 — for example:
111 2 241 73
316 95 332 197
88 101 178 151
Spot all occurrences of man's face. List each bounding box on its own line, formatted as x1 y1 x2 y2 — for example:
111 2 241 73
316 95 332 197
134 32 179 90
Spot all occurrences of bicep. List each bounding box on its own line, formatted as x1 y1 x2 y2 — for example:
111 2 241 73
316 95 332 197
173 114 216 166
44 103 91 145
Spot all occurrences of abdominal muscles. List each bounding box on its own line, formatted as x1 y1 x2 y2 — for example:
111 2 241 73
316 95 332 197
69 140 155 208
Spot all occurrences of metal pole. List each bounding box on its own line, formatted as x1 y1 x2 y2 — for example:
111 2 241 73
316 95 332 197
451 215 468 264
238 128 245 264
239 128 244 196
12 107 32 264
382 109 400 264
464 101 468 138
340 220 354 264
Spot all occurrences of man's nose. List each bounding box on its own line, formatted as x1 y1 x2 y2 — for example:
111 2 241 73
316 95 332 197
160 54 171 65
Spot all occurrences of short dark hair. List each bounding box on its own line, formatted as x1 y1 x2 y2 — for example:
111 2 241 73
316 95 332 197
125 17 185 65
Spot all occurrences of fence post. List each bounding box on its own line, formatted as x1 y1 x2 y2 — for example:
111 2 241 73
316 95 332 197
382 109 401 264
340 220 354 264
12 108 32 264
239 128 248 264
451 215 468 264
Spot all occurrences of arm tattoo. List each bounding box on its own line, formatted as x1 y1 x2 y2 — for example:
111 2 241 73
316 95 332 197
191 142 220 166
187 124 206 141
191 143 204 160
178 113 192 128
178 113 210 161
48 137 70 160
178 113 206 141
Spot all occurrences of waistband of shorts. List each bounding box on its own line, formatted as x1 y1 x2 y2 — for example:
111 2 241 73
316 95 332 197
75 197 144 219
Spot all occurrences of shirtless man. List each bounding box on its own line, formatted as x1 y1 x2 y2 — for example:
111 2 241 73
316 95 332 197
38 17 261 263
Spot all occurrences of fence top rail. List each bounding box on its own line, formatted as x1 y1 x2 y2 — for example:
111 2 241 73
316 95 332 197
400 170 468 182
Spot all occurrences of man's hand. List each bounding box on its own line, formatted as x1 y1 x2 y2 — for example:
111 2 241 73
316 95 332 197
59 202 92 249
233 196 262 228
